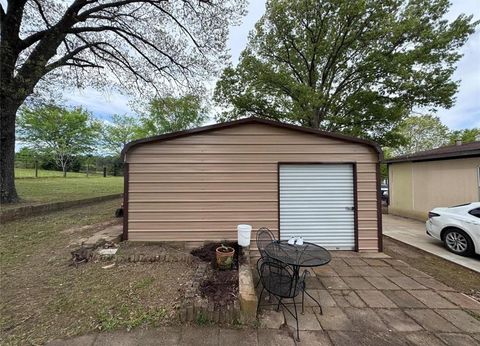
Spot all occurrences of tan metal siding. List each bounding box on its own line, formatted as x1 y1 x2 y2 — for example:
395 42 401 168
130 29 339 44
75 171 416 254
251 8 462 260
126 123 380 251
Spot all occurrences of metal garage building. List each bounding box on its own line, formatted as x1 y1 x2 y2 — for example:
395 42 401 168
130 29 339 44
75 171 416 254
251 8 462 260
121 117 383 252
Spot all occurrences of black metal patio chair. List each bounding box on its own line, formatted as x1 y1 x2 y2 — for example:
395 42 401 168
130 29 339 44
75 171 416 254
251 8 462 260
256 260 308 341
255 227 278 287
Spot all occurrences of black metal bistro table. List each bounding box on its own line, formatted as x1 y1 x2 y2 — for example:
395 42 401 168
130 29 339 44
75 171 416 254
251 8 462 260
264 240 331 313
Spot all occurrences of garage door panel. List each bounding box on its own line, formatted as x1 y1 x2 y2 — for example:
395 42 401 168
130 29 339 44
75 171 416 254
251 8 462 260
280 164 355 250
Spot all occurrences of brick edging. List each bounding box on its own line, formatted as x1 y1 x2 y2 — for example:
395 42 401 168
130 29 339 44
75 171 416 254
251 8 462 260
1 193 122 223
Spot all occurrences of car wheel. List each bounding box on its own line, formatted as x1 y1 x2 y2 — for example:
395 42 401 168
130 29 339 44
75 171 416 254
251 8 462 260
443 228 474 256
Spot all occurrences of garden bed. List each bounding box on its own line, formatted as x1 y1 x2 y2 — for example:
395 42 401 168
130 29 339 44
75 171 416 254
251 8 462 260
178 242 246 323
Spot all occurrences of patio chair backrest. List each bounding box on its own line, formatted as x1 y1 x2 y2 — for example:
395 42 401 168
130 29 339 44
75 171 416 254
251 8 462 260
256 227 276 258
259 261 300 298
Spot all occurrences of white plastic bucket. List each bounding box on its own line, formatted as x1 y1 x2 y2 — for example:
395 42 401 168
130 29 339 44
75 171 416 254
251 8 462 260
237 224 252 247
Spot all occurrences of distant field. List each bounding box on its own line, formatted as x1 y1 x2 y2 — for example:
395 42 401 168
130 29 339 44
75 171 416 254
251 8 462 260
15 168 104 178
2 175 123 210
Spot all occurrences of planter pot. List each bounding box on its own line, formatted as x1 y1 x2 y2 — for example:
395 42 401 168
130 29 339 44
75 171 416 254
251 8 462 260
215 246 235 270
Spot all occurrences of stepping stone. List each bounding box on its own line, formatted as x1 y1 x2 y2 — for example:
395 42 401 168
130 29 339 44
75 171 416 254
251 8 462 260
383 290 426 308
404 309 460 332
320 276 349 290
375 309 423 332
436 333 479 346
315 307 356 331
434 309 480 333
364 276 401 290
437 291 480 309
343 308 389 332
404 332 447 346
356 290 397 308
389 275 427 290
408 290 456 309
342 277 375 290
219 329 258 346
295 331 331 345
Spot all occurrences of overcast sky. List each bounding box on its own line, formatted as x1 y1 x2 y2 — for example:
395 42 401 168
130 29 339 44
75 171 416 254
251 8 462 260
64 0 479 130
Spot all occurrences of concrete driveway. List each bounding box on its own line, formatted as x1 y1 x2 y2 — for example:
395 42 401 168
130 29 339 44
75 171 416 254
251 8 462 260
383 214 480 273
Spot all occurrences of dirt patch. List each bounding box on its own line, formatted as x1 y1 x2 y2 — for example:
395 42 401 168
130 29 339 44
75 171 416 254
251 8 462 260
191 241 245 269
199 270 238 307
384 236 480 301
190 242 244 309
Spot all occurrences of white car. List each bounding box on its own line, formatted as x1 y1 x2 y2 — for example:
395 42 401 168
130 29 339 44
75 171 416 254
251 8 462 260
426 202 480 256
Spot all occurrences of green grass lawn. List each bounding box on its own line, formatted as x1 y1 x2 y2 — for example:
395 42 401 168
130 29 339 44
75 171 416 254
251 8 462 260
2 174 123 210
0 199 194 345
15 167 103 178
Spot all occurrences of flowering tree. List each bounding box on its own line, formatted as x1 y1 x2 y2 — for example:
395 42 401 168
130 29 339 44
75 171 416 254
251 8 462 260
0 0 246 202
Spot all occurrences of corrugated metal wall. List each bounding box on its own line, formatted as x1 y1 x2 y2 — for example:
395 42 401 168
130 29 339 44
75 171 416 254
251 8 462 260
125 123 380 251
279 164 355 250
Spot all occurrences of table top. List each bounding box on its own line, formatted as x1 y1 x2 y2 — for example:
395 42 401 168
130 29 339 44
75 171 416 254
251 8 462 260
264 240 331 267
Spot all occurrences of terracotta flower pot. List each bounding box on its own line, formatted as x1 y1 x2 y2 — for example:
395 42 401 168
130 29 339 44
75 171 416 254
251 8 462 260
215 245 235 270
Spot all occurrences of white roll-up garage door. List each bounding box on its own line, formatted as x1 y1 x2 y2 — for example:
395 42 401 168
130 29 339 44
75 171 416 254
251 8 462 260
279 164 355 250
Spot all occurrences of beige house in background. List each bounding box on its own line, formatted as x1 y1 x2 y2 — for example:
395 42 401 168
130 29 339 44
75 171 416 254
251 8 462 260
386 141 480 221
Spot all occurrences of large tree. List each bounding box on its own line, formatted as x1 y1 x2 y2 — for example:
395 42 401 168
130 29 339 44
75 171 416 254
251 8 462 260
102 114 142 156
137 94 206 137
214 0 476 146
17 104 101 177
390 114 449 156
0 0 246 202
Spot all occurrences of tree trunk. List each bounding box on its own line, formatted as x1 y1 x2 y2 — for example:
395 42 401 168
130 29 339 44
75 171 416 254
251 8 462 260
0 102 20 203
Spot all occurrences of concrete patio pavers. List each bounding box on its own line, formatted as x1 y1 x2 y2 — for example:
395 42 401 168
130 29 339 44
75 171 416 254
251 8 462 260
256 251 480 344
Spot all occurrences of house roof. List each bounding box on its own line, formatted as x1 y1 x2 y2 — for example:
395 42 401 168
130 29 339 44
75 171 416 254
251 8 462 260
385 141 480 164
121 117 383 160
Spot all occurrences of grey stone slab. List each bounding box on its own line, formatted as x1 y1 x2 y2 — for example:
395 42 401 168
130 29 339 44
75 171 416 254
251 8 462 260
364 276 401 290
257 328 295 346
329 290 365 308
352 266 383 277
329 290 351 308
396 266 431 278
408 290 457 309
437 291 480 310
327 331 408 346
434 309 480 333
343 258 368 266
179 326 220 346
94 328 182 346
383 290 427 308
382 259 409 267
329 258 348 267
413 277 455 291
404 309 460 332
376 309 423 332
374 266 406 277
48 334 97 346
436 333 479 346
259 310 285 329
312 266 338 277
404 332 447 346
333 265 360 277
342 276 375 290
218 329 258 346
305 276 325 289
342 290 366 308
316 289 337 308
389 275 427 290
295 331 332 346
284 311 322 331
320 276 349 290
363 259 390 266
315 307 356 331
343 307 389 332
356 290 397 308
